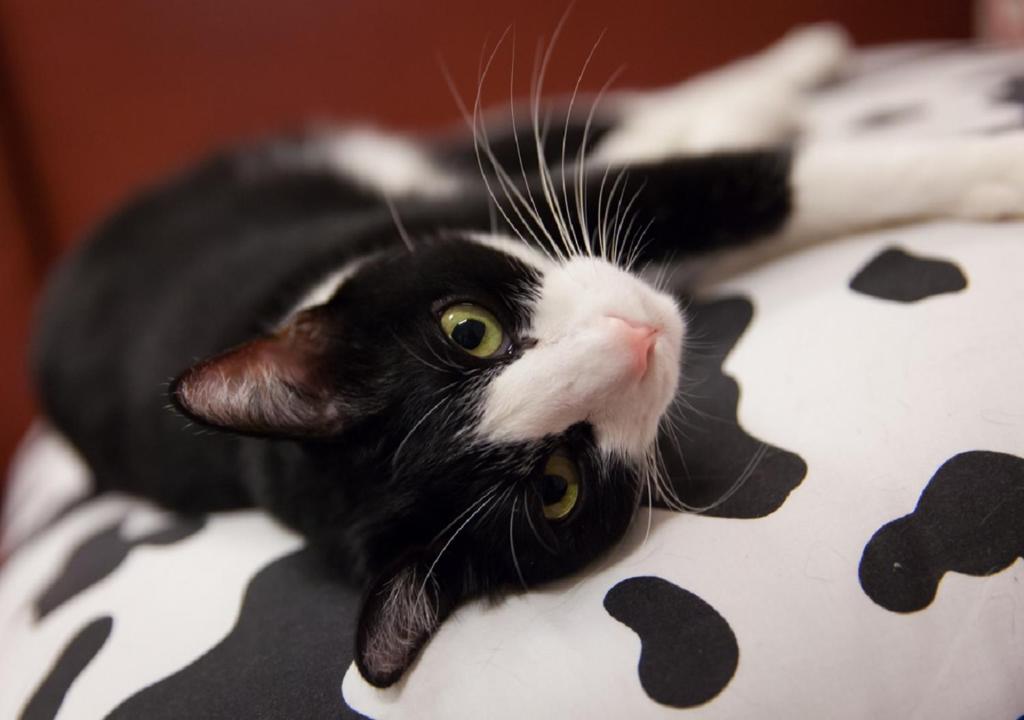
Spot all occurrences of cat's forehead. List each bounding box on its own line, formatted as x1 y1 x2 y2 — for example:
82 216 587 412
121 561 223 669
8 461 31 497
332 234 545 315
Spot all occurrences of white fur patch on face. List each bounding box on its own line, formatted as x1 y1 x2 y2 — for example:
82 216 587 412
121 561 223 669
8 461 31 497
477 257 685 459
317 128 463 199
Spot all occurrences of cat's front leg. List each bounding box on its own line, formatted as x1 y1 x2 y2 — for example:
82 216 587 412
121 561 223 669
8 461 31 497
563 136 1024 269
782 136 1024 242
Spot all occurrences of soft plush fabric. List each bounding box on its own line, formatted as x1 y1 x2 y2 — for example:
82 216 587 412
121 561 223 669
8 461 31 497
2 44 1023 719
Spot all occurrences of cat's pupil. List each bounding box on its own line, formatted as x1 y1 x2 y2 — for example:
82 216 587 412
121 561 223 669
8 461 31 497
451 319 486 350
539 474 568 505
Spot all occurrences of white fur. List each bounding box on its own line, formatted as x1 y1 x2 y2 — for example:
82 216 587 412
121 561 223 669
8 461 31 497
464 232 553 273
318 128 462 199
477 256 684 459
594 24 851 164
286 258 369 319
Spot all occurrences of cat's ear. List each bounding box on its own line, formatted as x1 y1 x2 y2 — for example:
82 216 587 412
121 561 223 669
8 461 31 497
171 307 345 437
355 552 455 688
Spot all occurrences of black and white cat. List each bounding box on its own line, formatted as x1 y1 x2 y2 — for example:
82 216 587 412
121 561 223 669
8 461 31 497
30 25 1024 687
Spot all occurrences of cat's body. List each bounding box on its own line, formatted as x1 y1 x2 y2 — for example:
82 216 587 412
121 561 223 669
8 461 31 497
31 26 1024 685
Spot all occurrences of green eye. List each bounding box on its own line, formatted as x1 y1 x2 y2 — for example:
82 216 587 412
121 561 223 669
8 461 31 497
440 303 506 358
539 450 580 521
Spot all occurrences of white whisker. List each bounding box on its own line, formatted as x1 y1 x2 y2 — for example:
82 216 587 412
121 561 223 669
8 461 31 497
384 195 415 253
530 10 580 260
522 486 557 554
509 496 528 589
418 486 500 604
504 36 569 264
640 462 654 547
391 395 451 472
558 33 605 258
569 40 624 262
392 332 462 375
696 443 768 514
439 35 561 262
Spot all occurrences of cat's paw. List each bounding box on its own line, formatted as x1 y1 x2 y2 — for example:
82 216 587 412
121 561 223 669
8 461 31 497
593 24 851 165
595 90 801 163
765 23 852 90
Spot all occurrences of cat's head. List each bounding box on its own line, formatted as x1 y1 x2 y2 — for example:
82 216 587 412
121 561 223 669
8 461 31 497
172 232 684 686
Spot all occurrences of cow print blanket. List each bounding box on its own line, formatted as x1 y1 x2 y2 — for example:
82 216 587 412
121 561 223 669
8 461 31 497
2 43 1023 719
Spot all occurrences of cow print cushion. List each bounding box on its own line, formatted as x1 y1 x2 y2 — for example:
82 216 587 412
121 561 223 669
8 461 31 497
2 45 1023 720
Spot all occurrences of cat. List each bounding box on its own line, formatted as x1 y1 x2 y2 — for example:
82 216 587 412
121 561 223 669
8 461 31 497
30 25 1024 687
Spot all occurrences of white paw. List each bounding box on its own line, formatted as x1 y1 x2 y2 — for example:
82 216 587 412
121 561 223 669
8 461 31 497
594 24 851 165
766 23 852 89
595 91 801 164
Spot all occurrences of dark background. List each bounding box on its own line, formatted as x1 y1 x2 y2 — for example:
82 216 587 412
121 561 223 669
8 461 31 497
0 0 972 487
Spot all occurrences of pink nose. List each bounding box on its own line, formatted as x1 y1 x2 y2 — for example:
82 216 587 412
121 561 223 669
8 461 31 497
606 316 660 376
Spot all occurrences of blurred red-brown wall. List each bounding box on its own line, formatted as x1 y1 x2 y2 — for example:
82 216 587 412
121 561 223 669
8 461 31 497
0 0 971 493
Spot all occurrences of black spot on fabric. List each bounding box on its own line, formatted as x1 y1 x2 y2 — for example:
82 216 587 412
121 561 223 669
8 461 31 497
855 104 924 130
604 576 738 708
35 516 205 619
849 246 967 303
107 547 368 720
657 296 807 517
21 616 112 720
860 451 1024 613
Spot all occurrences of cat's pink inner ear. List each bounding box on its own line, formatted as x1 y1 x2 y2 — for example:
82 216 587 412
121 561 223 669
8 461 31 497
172 309 345 437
